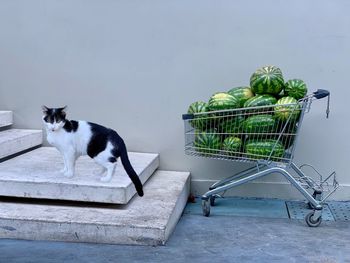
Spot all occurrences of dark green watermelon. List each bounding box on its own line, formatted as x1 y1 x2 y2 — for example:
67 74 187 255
218 116 245 134
250 66 284 95
245 139 285 160
243 114 276 134
187 101 209 130
222 137 242 155
194 132 221 154
284 79 308 100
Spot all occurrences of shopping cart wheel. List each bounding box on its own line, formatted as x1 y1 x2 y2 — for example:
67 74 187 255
210 195 216 206
305 211 322 227
202 200 210 217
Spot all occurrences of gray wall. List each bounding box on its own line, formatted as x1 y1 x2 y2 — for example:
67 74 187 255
0 0 349 199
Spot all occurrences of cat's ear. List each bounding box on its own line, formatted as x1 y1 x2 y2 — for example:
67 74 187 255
57 106 67 118
42 105 49 114
61 106 67 115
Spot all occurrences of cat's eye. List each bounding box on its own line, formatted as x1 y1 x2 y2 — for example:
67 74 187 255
44 115 54 124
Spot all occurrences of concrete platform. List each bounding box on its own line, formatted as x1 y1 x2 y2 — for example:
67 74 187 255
0 170 191 246
0 111 12 128
0 147 159 204
0 129 42 159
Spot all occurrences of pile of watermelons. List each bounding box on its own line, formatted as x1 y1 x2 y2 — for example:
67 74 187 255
187 65 308 161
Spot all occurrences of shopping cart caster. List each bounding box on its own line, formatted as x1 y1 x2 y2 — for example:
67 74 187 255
209 196 216 206
209 194 223 206
307 202 315 209
308 190 322 209
202 199 210 217
305 211 322 227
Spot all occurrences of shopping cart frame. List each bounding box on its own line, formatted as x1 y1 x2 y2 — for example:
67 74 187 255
182 89 338 227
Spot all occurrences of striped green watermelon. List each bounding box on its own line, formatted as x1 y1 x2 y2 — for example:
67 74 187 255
188 101 207 114
284 79 308 100
243 115 276 133
274 96 301 122
245 139 285 160
250 66 284 95
218 116 245 134
187 101 209 130
227 86 254 107
222 137 242 154
194 132 221 154
208 92 240 111
244 95 277 109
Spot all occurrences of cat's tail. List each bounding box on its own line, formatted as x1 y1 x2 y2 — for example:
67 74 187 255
120 147 144 197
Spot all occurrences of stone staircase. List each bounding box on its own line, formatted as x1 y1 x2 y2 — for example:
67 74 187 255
0 111 43 159
0 110 190 246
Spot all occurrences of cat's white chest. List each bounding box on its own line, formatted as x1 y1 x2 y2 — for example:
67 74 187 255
74 121 92 155
46 130 70 150
45 121 92 156
46 132 55 145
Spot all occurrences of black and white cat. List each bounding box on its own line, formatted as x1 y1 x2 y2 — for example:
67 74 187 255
42 106 143 197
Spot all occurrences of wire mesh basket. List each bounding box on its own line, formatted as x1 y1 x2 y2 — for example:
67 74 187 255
183 97 307 166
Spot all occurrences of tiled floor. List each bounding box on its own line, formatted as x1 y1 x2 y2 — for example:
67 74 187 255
286 200 334 221
185 197 350 222
328 201 350 221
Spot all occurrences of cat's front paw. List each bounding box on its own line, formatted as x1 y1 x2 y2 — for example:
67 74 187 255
64 171 74 178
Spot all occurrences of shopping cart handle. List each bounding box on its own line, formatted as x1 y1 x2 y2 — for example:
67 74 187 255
182 113 194 120
313 89 330 99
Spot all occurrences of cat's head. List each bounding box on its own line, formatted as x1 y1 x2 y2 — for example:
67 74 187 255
42 106 67 132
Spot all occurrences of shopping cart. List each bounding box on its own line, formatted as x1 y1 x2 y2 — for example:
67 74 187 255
182 89 338 227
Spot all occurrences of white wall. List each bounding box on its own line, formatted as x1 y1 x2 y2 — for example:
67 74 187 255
0 0 349 199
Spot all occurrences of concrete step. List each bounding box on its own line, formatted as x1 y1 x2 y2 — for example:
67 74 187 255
0 147 159 204
0 111 13 128
0 170 190 246
0 129 43 159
